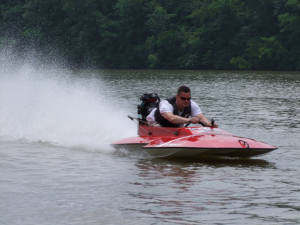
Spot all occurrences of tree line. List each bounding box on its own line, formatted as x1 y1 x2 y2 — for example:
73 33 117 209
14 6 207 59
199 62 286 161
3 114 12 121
1 0 300 70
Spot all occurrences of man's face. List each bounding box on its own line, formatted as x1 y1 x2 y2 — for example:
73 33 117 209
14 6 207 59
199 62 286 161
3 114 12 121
176 91 191 110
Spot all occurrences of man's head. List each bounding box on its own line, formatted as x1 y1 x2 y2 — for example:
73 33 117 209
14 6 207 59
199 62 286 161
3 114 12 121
177 86 191 96
176 86 191 111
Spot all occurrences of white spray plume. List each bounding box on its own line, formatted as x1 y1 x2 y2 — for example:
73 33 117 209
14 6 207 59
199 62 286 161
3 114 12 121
0 64 136 152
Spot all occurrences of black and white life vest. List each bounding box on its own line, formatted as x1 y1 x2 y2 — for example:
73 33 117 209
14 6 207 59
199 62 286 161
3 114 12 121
154 96 191 127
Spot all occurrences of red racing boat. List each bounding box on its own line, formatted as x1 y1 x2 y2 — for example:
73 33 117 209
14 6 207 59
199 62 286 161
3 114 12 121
111 93 277 158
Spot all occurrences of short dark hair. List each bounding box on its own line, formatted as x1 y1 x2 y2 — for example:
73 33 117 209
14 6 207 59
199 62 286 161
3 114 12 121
177 86 191 95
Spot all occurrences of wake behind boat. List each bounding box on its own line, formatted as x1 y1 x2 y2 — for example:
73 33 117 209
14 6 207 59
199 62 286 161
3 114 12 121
111 93 277 158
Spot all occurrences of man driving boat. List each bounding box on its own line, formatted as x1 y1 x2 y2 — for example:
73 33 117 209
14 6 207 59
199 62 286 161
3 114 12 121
146 86 218 128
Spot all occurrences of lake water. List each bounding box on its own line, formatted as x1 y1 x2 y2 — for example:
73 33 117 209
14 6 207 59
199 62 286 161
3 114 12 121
1 68 300 224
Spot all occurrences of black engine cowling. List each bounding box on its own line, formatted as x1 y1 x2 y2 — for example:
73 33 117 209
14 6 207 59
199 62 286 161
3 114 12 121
137 93 160 123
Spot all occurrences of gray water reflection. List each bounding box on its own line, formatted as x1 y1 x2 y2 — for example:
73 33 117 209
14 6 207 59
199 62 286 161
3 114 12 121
128 157 298 224
1 69 300 224
141 157 276 169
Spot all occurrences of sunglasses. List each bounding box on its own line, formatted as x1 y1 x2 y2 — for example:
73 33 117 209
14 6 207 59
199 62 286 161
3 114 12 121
179 96 192 101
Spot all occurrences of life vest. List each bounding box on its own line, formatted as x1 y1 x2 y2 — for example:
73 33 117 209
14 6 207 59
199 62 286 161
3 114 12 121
154 96 191 127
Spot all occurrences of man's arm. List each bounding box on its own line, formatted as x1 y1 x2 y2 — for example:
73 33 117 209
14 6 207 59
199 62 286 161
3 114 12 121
162 112 199 125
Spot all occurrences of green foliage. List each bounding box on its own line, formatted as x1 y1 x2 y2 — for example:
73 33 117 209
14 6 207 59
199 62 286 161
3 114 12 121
231 36 289 70
277 0 300 70
148 53 159 68
1 0 300 70
146 4 175 34
230 56 251 70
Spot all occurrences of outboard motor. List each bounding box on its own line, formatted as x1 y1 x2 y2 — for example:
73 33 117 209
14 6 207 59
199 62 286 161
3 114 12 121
137 93 160 125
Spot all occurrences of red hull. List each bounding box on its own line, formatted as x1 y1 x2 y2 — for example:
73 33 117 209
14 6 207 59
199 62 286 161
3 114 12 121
111 125 277 158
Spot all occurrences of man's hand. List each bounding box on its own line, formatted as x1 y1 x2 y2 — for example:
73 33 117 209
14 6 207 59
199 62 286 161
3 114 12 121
205 122 218 128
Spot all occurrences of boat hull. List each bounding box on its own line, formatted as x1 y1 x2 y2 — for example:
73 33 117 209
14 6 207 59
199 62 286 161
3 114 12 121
145 147 275 158
111 126 277 158
111 145 275 158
